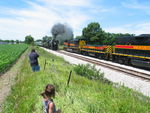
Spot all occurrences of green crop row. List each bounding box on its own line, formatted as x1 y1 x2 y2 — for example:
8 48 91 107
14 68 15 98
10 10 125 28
0 44 28 73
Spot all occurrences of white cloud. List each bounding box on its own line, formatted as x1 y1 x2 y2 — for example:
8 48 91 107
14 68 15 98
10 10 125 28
0 0 91 40
104 22 150 35
36 0 91 7
122 0 150 14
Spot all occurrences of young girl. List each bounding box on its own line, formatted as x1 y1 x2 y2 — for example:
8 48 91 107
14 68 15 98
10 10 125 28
41 84 61 113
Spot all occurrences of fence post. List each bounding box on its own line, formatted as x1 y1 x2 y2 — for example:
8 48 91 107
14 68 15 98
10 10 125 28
44 59 46 70
67 70 72 86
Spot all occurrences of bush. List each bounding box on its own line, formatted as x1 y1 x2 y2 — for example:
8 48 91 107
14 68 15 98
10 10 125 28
73 64 104 80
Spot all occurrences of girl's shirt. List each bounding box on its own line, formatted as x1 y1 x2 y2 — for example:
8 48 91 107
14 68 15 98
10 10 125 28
43 99 56 113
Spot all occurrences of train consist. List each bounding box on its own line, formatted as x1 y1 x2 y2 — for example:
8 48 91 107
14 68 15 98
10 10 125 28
64 34 150 69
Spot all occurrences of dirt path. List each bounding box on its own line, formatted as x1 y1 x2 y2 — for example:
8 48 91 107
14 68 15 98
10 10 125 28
0 49 29 112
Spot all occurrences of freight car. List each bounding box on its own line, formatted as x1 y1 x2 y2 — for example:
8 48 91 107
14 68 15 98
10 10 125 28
64 34 150 69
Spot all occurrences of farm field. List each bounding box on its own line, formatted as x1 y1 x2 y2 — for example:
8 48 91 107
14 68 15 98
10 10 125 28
0 44 28 73
1 47 150 113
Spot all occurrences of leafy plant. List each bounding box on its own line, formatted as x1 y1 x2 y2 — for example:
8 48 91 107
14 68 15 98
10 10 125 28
73 64 104 80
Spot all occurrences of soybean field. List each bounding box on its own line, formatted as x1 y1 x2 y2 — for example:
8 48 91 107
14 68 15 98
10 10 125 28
0 44 28 73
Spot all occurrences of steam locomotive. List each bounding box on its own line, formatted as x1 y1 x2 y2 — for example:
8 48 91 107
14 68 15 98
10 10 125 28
42 39 59 50
64 34 150 69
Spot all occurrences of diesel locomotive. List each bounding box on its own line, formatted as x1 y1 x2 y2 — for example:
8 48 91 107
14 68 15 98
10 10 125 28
64 34 150 69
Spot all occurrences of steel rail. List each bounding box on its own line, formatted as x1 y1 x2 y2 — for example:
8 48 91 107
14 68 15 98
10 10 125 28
58 50 150 81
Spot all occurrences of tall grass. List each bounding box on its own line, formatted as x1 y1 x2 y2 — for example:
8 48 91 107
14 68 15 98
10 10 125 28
1 47 150 113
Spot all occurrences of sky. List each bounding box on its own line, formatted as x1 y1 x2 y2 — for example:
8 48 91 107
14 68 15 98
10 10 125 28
0 0 150 41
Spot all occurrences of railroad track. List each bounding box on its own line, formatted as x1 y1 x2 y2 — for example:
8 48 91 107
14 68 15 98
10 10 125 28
58 50 150 81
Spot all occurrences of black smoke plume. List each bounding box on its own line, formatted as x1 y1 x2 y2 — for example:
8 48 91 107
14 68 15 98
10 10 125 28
51 23 73 43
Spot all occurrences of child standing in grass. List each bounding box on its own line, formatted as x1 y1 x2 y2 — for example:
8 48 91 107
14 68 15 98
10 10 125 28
41 84 61 113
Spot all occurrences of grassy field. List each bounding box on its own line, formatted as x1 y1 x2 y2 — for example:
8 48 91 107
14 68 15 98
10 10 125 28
1 47 150 113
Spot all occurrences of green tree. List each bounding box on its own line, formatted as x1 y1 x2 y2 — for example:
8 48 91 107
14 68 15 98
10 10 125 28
42 36 52 43
82 22 106 44
4 40 10 43
75 36 83 39
16 40 20 44
10 40 14 44
42 36 52 48
25 35 34 44
102 33 115 45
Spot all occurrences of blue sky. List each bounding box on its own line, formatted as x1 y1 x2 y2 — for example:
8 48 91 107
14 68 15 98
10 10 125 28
0 0 150 40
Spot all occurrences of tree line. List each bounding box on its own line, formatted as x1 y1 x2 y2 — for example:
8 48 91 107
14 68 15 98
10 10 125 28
0 39 20 44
